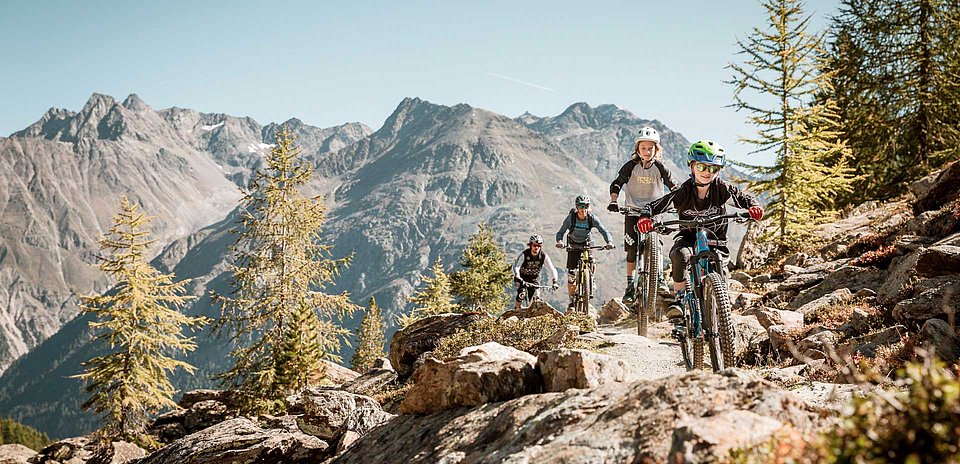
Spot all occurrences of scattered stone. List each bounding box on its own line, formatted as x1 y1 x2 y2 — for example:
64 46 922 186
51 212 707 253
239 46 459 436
537 349 629 392
138 418 328 464
389 313 482 378
797 330 839 360
670 410 785 463
761 365 807 386
915 245 960 276
732 292 763 311
894 235 936 253
530 324 580 353
853 288 876 299
838 325 907 358
342 366 398 397
731 314 768 362
183 400 231 432
0 444 35 464
499 300 564 320
399 342 541 414
753 274 772 285
598 299 629 324
777 272 827 292
844 307 878 336
921 319 960 364
768 325 797 353
784 252 808 267
743 307 803 330
323 361 362 385
783 264 807 275
730 271 752 285
796 288 854 315
32 436 95 464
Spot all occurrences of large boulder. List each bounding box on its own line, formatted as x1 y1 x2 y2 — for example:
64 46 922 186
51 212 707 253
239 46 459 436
892 277 960 323
341 360 398 397
920 318 960 364
788 267 884 311
323 361 362 385
880 245 960 306
388 313 483 378
598 299 629 324
399 342 542 414
331 370 830 464
0 444 35 464
32 436 95 464
537 349 630 392
669 410 785 463
294 389 383 440
913 160 960 214
138 418 329 464
87 441 146 464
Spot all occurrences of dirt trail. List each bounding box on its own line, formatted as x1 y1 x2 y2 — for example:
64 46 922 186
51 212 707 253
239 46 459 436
585 317 688 381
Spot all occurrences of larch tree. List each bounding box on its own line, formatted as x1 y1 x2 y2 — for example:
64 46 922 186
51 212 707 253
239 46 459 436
350 297 386 373
401 258 458 327
450 224 512 314
73 196 206 446
727 0 856 250
212 128 358 413
826 0 960 201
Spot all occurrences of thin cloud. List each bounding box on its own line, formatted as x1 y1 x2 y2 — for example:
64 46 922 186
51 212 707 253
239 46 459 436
480 70 556 92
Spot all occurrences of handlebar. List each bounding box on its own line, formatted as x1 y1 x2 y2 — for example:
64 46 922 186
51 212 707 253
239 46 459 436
564 244 612 251
654 212 752 233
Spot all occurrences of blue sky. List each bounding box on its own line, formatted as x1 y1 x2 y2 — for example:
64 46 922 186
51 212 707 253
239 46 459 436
1 0 840 165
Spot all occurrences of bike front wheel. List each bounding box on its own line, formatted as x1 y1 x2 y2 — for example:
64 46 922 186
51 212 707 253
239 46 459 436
703 272 736 370
643 233 662 323
575 267 590 314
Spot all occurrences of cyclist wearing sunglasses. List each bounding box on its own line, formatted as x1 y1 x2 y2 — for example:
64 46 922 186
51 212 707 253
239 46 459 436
512 235 559 310
608 127 677 304
636 140 764 318
555 195 615 310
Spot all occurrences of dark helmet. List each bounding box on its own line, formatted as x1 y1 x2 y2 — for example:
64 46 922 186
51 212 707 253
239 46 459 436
575 195 591 208
528 235 543 245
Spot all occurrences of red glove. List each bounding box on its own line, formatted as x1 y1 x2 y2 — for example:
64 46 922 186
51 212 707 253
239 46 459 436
749 206 764 221
637 216 654 233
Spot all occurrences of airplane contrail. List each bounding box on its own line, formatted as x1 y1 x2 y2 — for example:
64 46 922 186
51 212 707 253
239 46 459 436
480 70 556 92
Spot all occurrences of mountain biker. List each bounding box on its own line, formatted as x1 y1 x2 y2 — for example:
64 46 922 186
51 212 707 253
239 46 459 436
608 127 677 304
636 140 763 319
512 235 560 310
555 195 615 311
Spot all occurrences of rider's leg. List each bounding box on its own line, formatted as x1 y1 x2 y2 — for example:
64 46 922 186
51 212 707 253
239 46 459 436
514 282 524 310
623 215 639 302
666 237 695 319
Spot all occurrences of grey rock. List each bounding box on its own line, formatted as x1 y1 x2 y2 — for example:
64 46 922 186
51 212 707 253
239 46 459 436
838 325 907 358
87 441 146 464
498 300 564 320
777 272 827 291
296 389 382 440
0 444 35 464
913 160 960 214
920 318 960 364
322 361 362 386
598 299 629 324
400 342 541 414
341 368 397 397
730 271 753 285
183 400 230 432
784 253 808 268
892 278 960 322
388 313 483 379
138 417 328 464
788 266 885 311
537 348 630 391
797 330 839 360
743 307 804 330
796 288 854 315
731 314 768 362
768 325 797 353
371 357 392 370
783 264 808 275
670 410 785 463
331 370 829 464
845 307 879 336
32 436 95 464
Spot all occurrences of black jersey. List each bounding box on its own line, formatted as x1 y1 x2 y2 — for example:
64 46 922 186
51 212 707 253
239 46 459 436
640 177 758 242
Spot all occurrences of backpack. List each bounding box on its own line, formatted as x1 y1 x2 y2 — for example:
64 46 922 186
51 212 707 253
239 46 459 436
567 209 596 234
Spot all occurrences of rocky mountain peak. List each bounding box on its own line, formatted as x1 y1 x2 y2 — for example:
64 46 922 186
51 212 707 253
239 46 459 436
121 93 150 112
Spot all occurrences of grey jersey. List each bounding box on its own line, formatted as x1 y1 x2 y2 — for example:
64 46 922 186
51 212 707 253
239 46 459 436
609 158 677 211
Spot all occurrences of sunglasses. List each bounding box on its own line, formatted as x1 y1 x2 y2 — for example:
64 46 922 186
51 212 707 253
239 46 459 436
530 243 542 247
694 163 722 174
576 205 589 210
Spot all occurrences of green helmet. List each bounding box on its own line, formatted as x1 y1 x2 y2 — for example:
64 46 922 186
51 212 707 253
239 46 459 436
687 140 727 167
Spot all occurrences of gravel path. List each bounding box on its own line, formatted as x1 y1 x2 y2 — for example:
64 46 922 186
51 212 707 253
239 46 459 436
585 318 688 381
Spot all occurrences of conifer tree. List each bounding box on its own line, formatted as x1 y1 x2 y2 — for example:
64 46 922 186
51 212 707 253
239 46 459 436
350 297 386 373
402 258 458 327
73 196 205 445
212 128 358 413
450 224 512 314
826 0 960 201
727 0 856 250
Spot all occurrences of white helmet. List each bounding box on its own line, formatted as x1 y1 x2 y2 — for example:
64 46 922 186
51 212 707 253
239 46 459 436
636 127 661 145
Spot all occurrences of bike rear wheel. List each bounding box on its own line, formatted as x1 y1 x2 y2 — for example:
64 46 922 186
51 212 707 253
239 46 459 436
575 267 590 314
703 272 736 370
637 255 648 336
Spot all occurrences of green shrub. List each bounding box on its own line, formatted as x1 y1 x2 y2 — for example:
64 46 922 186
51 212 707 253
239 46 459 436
431 313 595 361
823 352 960 463
0 417 51 451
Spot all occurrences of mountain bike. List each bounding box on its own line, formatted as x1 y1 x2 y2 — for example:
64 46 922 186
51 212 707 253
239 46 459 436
518 281 554 309
564 244 611 314
653 211 753 372
620 207 662 337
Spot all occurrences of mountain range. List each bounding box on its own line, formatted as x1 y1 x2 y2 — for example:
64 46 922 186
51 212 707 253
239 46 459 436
0 93 753 437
